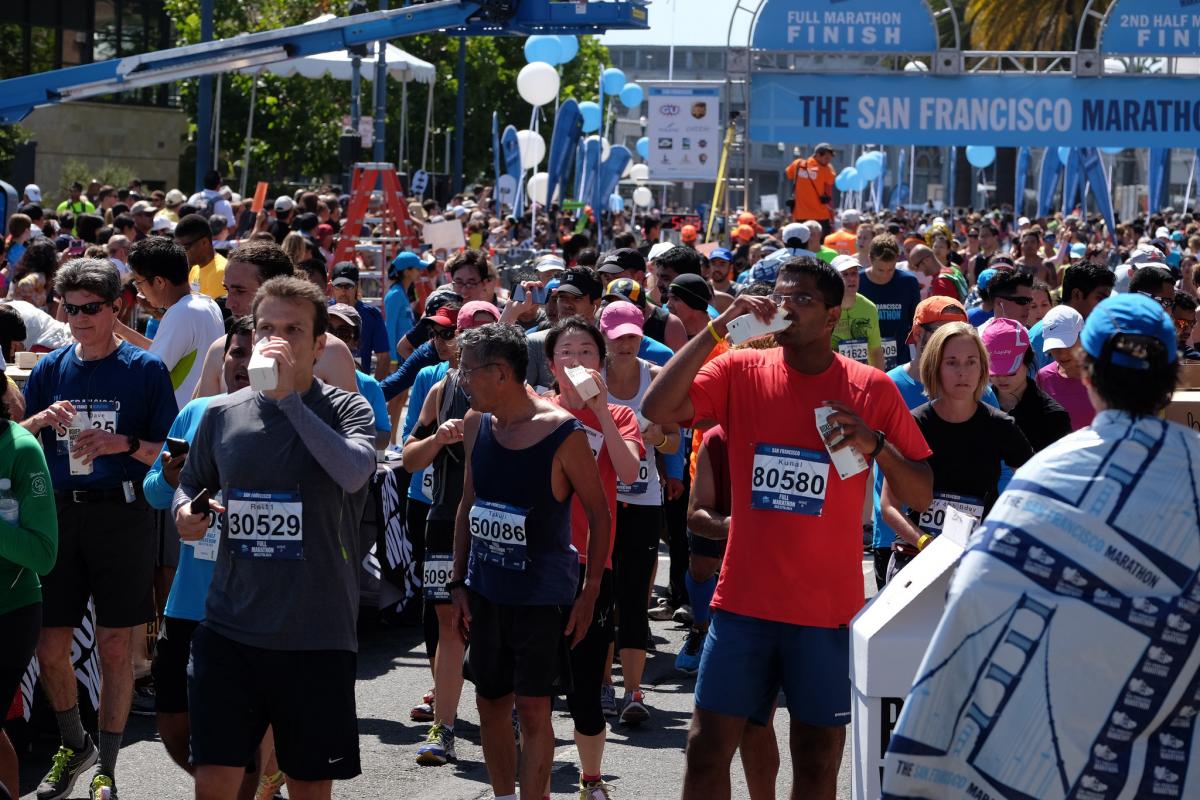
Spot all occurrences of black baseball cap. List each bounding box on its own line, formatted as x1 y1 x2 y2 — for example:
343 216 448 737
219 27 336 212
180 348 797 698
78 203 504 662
554 268 603 300
598 248 646 276
331 261 359 287
668 273 713 311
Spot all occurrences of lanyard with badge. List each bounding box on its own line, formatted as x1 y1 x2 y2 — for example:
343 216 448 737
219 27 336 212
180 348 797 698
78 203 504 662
750 444 831 515
225 487 304 559
469 498 529 570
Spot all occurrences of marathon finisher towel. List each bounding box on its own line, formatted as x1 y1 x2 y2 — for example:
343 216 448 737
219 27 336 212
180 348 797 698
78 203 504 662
883 412 1200 800
362 464 417 613
9 600 101 734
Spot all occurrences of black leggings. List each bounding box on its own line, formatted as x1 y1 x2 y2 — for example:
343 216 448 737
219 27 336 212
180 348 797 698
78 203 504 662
406 499 438 661
665 471 690 608
565 566 614 737
0 602 40 721
614 503 664 652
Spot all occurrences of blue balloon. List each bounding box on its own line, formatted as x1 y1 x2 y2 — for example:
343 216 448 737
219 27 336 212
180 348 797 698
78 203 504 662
579 101 602 133
965 145 996 168
556 36 579 63
835 167 860 192
609 193 625 213
524 35 562 65
1100 146 1123 155
855 152 883 181
636 136 649 159
847 171 867 191
1057 146 1072 164
601 67 626 96
619 83 644 109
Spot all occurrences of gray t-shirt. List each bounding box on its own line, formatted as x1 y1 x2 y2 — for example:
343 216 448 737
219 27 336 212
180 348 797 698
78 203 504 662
525 328 553 391
176 380 376 652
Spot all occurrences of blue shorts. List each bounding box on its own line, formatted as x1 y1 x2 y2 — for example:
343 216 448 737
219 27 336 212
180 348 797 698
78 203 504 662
694 609 850 727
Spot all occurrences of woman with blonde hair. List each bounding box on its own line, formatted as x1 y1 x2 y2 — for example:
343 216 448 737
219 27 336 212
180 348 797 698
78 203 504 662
279 231 311 267
880 322 1033 580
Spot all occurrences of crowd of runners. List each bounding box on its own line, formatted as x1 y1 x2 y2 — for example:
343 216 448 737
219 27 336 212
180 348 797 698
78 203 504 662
0 173 1196 800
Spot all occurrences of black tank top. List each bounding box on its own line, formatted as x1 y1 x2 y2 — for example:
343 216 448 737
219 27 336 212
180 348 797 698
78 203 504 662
428 370 471 522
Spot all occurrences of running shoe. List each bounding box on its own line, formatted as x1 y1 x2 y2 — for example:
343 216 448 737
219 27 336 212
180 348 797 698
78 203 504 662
255 770 285 800
1180 706 1198 718
130 682 156 717
416 723 457 766
1132 597 1158 614
1166 613 1191 632
1092 744 1117 761
411 688 435 721
579 778 614 799
601 684 618 718
1110 711 1138 730
36 736 98 800
1147 646 1174 664
672 604 694 626
1026 547 1055 566
88 773 117 800
1080 776 1107 792
1159 733 1185 749
1154 766 1179 783
1060 567 1087 587
675 627 704 675
647 598 675 622
1127 678 1155 697
620 691 650 726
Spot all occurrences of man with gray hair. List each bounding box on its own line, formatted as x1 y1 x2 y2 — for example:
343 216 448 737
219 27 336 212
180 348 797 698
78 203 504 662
21 258 177 800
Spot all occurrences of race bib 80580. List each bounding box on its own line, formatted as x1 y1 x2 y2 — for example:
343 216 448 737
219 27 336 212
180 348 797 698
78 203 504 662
225 488 303 560
750 444 830 515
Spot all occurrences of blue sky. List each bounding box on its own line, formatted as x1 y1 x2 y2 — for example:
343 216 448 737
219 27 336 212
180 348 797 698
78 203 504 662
599 0 743 48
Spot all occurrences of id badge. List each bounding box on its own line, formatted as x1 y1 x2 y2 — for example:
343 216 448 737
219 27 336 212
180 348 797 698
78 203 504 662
469 499 528 571
750 444 830 515
225 488 303 559
192 491 223 562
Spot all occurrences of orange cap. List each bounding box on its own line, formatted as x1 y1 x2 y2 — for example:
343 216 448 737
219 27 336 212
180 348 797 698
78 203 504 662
737 212 756 226
907 296 968 344
681 224 698 242
734 224 754 242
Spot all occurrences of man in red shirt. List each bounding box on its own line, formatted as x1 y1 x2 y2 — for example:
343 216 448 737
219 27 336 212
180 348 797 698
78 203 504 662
784 143 836 233
644 256 933 799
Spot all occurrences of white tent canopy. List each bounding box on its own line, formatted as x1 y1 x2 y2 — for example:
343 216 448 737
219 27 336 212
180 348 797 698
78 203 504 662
253 14 436 84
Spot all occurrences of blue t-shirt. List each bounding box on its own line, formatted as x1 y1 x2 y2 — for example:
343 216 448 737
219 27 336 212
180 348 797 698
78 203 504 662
23 342 178 490
144 395 214 621
871 366 999 551
638 336 673 367
403 361 450 503
856 269 921 368
967 306 994 327
383 283 416 362
355 300 391 373
1027 319 1053 369
380 339 439 402
355 370 391 434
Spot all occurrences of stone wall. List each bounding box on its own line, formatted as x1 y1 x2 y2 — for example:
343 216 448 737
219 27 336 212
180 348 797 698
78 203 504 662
21 101 187 197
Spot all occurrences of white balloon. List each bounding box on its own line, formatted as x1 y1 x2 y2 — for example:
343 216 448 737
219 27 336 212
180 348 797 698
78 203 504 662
629 163 650 182
633 186 653 207
527 171 550 205
516 62 560 107
516 129 546 170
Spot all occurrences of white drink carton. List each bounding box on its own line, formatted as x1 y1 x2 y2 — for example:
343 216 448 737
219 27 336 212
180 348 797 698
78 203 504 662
248 345 279 392
725 307 790 345
564 365 600 402
814 406 868 480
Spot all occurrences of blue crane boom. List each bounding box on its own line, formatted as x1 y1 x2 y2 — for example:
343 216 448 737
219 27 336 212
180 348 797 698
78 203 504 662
0 0 649 125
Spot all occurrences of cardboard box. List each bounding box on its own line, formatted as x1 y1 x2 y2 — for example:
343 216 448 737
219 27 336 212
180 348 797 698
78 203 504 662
1177 362 1200 389
1164 389 1200 433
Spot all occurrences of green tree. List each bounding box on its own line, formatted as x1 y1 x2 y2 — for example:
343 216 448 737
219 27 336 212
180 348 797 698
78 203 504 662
964 0 1110 51
163 0 609 190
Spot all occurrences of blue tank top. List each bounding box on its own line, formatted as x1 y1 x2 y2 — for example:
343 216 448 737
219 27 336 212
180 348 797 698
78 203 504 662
467 413 581 606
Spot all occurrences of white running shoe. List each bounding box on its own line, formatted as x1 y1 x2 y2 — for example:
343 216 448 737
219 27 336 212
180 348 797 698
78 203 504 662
1132 597 1158 614
995 530 1021 546
1060 567 1088 587
1080 776 1108 792
1166 613 1191 632
1093 744 1117 761
1179 706 1198 718
1026 547 1055 565
1111 711 1138 729
1127 678 1154 697
1159 733 1185 749
1147 646 1173 664
1153 766 1179 783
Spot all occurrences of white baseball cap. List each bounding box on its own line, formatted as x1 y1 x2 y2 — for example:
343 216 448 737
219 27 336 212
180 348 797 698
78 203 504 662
841 209 861 225
1017 216 1031 227
1129 244 1165 265
1041 305 1084 352
831 254 863 273
780 222 810 245
647 241 677 262
23 184 41 203
274 195 296 213
151 216 176 233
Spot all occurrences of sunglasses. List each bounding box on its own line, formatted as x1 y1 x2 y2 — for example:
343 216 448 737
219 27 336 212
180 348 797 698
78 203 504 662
64 301 112 316
432 326 458 341
994 295 1033 306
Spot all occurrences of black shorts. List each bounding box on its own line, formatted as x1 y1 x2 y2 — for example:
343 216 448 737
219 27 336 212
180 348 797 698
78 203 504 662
0 602 40 720
156 509 181 569
464 591 572 700
688 530 727 560
423 518 455 606
152 616 199 714
42 499 156 629
188 625 360 781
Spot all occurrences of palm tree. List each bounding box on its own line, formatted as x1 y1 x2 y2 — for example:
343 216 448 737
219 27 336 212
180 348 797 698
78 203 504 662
964 0 1111 51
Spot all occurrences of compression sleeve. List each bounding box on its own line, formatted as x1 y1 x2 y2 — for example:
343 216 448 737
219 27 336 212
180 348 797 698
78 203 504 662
277 391 377 493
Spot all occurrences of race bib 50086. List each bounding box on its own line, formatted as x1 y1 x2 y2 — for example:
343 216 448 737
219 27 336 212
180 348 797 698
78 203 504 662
750 444 830 516
469 499 529 571
225 488 303 560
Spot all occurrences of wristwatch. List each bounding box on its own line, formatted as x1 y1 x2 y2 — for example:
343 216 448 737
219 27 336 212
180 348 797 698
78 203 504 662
125 435 140 456
867 429 886 459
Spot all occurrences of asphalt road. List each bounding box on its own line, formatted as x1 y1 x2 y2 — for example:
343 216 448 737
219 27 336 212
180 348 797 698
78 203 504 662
17 554 873 799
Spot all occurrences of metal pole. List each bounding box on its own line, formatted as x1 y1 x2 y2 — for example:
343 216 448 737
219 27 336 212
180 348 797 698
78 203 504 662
372 0 388 162
212 73 222 171
351 56 362 131
398 80 408 174
239 76 258 197
421 81 434 171
452 35 466 193
194 0 214 191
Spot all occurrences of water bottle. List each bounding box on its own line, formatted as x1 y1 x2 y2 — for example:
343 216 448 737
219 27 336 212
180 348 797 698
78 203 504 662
0 478 18 524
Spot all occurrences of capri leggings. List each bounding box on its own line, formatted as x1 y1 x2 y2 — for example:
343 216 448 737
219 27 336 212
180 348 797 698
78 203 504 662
613 502 664 652
405 498 440 661
0 602 40 722
565 566 614 737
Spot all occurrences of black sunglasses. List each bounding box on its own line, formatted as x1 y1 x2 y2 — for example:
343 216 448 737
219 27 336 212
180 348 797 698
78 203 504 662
432 326 457 341
64 301 112 316
994 294 1033 306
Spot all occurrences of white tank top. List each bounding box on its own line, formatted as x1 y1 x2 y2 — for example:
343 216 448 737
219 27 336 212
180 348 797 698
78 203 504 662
603 358 662 505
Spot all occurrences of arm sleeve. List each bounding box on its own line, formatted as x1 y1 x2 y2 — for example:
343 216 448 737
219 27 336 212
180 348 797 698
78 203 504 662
143 402 201 510
0 431 58 574
173 404 222 518
380 340 438 401
277 391 377 493
403 367 437 442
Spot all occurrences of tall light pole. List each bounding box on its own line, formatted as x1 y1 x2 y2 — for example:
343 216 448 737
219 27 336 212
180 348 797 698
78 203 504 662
194 0 214 190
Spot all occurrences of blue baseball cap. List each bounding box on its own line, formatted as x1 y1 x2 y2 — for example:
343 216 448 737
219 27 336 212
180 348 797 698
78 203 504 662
976 268 998 292
1081 293 1177 370
710 247 734 262
390 251 423 276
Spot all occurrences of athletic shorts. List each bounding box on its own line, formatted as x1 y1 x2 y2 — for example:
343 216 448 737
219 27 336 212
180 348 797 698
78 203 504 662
188 625 360 781
0 602 40 721
687 530 727 560
464 591 572 700
42 499 156 629
694 609 850 727
156 509 181 569
423 518 455 606
152 616 199 714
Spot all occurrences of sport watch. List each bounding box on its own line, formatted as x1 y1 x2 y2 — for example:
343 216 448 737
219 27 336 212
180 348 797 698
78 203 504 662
125 435 140 456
